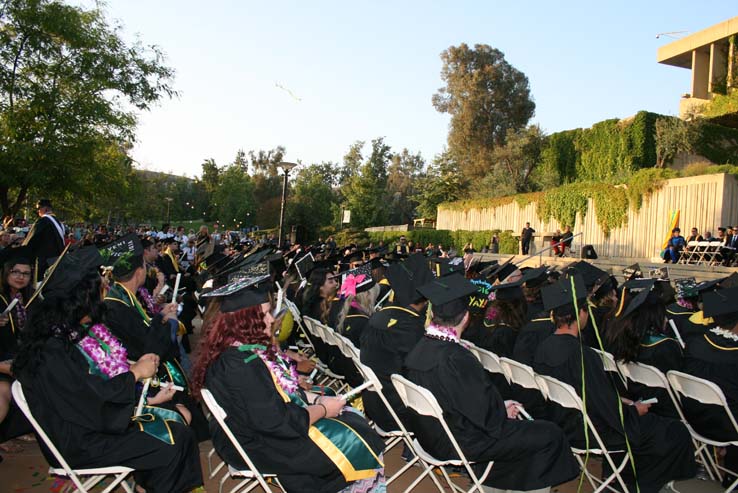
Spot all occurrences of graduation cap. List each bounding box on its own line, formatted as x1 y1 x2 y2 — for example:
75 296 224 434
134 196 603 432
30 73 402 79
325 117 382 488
616 279 656 318
485 259 517 283
521 265 549 288
417 273 478 320
675 278 698 299
340 263 376 297
365 257 385 271
227 261 270 283
201 274 272 313
98 233 143 277
0 245 32 268
266 253 287 277
623 263 642 281
161 237 177 245
468 278 493 311
386 253 434 307
719 273 738 289
32 246 103 304
429 257 464 278
694 278 722 295
567 261 608 290
702 287 738 320
542 274 587 312
478 260 500 277
649 267 669 280
489 280 525 301
294 253 315 280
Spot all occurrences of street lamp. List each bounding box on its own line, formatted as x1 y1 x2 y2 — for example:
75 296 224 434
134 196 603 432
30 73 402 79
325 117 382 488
277 161 298 249
164 197 174 224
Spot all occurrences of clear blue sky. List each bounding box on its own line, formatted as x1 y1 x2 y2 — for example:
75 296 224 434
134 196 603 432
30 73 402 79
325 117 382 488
93 1 735 177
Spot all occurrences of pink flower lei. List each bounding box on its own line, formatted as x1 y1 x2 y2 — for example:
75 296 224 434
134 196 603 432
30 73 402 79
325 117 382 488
78 324 130 379
425 323 469 348
137 287 161 315
256 349 300 395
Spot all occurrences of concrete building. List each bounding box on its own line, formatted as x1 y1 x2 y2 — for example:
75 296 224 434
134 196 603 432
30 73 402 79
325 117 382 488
657 16 738 119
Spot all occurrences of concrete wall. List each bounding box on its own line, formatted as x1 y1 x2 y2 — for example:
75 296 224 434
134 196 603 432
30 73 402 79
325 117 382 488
436 173 738 259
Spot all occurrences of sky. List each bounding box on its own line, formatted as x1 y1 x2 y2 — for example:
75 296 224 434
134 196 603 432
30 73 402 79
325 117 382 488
88 1 736 178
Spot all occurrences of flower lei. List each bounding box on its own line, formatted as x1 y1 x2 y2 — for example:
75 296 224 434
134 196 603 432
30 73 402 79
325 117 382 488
710 326 738 342
12 292 26 329
677 298 698 310
425 323 469 348
78 324 130 378
240 344 300 395
137 287 161 315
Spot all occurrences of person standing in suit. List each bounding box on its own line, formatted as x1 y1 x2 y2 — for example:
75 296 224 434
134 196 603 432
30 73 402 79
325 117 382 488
521 222 535 255
21 199 65 284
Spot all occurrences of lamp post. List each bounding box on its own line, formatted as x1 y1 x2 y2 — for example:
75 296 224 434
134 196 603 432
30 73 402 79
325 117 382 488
277 161 298 249
165 197 173 224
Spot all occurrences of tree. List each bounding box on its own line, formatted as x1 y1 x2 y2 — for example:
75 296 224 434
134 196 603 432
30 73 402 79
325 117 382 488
387 149 425 224
0 0 174 221
432 43 535 182
343 138 391 229
247 147 286 228
414 150 467 219
654 117 699 167
212 164 255 230
286 163 338 236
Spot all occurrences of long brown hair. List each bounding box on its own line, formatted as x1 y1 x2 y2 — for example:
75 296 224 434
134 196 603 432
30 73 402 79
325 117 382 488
190 304 273 397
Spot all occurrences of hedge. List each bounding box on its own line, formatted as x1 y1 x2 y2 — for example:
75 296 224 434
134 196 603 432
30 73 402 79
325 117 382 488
365 229 519 254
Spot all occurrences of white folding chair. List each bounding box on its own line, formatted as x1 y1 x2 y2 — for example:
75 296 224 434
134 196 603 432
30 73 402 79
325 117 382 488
11 381 135 493
303 317 349 392
391 374 494 493
474 346 510 384
667 371 738 491
592 349 627 389
499 357 539 391
284 298 315 355
534 374 630 493
200 388 286 493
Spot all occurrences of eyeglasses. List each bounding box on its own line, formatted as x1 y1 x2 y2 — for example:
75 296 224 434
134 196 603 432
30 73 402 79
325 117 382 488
9 269 32 278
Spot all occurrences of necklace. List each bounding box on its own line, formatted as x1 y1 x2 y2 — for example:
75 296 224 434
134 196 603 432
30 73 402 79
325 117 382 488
710 326 738 342
78 324 130 378
239 344 300 395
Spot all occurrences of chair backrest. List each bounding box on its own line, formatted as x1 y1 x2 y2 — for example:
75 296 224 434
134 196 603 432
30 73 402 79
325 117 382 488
500 357 538 390
353 359 413 437
534 374 583 412
686 241 699 247
617 361 668 390
475 347 510 383
11 381 89 491
592 348 627 388
465 342 481 361
200 388 273 489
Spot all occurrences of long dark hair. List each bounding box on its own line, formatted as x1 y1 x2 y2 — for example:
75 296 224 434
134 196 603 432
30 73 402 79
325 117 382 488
13 272 106 376
604 296 666 363
487 298 527 330
301 268 332 324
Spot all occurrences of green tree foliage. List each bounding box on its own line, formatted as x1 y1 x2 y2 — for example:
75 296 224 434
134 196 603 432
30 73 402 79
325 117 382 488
248 146 285 228
0 0 174 220
414 150 467 219
654 116 699 167
432 43 535 182
343 138 391 229
213 164 255 230
286 163 339 235
387 149 425 224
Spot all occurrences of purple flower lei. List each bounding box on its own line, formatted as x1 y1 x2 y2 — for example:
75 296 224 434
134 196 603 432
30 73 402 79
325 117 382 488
78 324 130 379
137 287 161 315
256 349 300 395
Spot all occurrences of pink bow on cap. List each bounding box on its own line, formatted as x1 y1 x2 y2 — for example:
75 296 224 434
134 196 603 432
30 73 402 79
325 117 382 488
340 274 366 298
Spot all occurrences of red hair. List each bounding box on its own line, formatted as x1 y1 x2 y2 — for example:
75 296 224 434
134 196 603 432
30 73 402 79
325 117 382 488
191 305 273 398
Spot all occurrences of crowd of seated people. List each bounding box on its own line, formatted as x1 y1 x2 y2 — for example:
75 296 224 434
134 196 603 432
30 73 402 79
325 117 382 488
3 209 738 493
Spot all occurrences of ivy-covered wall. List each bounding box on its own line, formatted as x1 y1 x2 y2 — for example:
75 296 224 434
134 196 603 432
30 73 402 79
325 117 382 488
541 111 659 183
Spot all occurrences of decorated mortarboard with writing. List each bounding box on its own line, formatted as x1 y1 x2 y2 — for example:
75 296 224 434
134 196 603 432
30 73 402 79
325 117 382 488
340 263 376 297
417 273 478 319
98 233 143 277
429 256 464 278
228 261 270 283
201 274 272 313
623 263 643 281
702 287 738 319
542 274 587 312
468 278 493 312
675 278 698 299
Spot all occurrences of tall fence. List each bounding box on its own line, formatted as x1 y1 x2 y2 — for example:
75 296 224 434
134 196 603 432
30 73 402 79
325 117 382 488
436 173 738 259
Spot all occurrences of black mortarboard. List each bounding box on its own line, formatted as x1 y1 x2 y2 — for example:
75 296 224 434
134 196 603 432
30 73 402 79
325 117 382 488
386 253 434 307
623 263 642 281
471 260 497 275
719 273 738 289
695 278 722 294
161 237 177 245
429 257 464 278
0 245 32 268
39 246 103 302
478 260 500 277
675 278 698 299
98 233 143 277
294 253 315 280
617 279 656 318
567 261 608 290
542 274 587 312
486 259 517 283
366 257 385 271
702 287 738 319
468 278 492 312
202 274 272 313
267 253 287 277
228 261 270 283
622 278 656 291
521 265 549 288
417 273 478 319
489 280 525 301
340 263 376 296
36 199 52 209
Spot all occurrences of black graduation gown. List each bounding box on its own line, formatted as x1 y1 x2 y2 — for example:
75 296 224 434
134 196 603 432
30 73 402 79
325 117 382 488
104 289 209 441
21 215 65 281
16 338 202 493
666 302 696 341
404 337 579 490
342 309 369 349
360 305 424 432
205 347 383 493
463 320 517 358
534 333 696 493
0 293 32 442
512 315 554 366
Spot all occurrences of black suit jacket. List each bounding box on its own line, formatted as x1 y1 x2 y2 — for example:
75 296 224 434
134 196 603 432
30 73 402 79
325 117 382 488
22 215 65 279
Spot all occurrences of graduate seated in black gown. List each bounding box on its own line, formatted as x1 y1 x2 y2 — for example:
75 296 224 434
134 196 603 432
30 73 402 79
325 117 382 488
464 281 526 358
404 274 579 493
334 263 380 349
683 286 738 487
13 247 203 493
191 275 385 493
533 275 696 493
